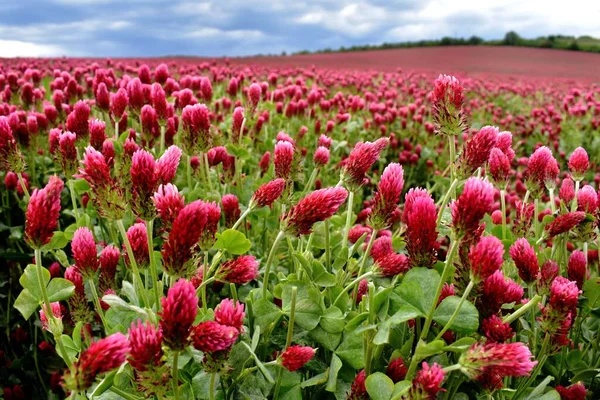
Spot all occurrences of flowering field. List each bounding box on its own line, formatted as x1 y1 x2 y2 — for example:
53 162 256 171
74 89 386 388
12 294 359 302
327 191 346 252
0 56 599 400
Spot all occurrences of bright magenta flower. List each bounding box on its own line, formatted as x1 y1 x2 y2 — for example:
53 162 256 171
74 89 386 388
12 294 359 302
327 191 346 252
72 227 98 276
342 138 389 188
409 362 446 399
284 187 348 235
25 176 64 248
125 222 149 267
274 140 294 180
216 255 259 284
313 146 330 166
458 125 498 176
152 183 184 225
128 320 164 372
191 321 239 353
221 194 241 227
370 162 404 228
568 147 589 180
214 298 245 331
159 279 197 350
404 189 438 268
510 238 539 284
469 236 504 282
545 212 586 238
451 177 494 238
459 342 536 379
251 178 286 208
63 333 129 391
281 345 316 372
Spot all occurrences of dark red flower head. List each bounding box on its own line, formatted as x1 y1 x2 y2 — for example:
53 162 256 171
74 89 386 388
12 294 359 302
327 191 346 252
128 320 164 372
25 176 64 248
159 279 197 350
251 178 286 208
509 238 539 284
284 187 348 235
342 138 389 188
451 178 494 238
281 345 316 372
191 321 239 353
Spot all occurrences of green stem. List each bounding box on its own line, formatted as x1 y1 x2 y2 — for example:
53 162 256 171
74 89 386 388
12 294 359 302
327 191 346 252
333 271 374 307
117 220 150 307
502 295 541 325
513 334 550 398
435 280 474 340
406 239 459 380
324 220 331 272
534 198 540 239
364 284 376 376
232 207 252 230
88 278 109 334
68 180 80 225
203 152 213 192
114 120 119 140
343 191 355 245
301 168 319 197
351 230 378 304
571 180 580 211
274 286 297 400
17 172 30 201
186 154 193 190
209 373 217 400
443 364 462 373
448 135 457 198
500 188 507 240
172 351 180 400
262 231 285 299
160 124 165 154
436 178 459 226
549 188 556 214
146 219 161 310
35 249 72 368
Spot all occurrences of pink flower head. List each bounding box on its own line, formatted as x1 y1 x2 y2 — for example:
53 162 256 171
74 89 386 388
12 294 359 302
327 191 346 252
284 187 348 235
539 260 559 291
65 266 85 297
201 77 213 102
370 163 404 229
386 357 408 383
126 78 145 111
181 103 211 153
524 146 559 197
89 119 107 150
110 88 129 120
214 298 245 331
232 106 244 142
99 244 120 289
152 183 184 224
549 276 580 311
342 138 389 188
496 131 515 160
375 252 410 277
221 194 241 227
154 63 169 84
248 83 262 111
161 200 209 277
451 178 494 238
251 178 286 208
25 176 64 248
568 250 587 289
432 74 466 135
191 321 239 353
79 146 112 188
40 302 62 332
545 212 586 238
404 191 438 268
458 125 499 176
459 342 536 379
577 185 598 214
66 101 90 141
555 383 587 400
259 151 271 176
95 82 110 111
151 83 169 121
409 362 446 399
200 201 221 250
559 178 575 205
0 116 25 172
313 146 330 166
481 315 514 343
568 147 589 180
72 227 98 276
156 145 182 184
509 238 539 284
488 148 511 186
216 255 259 285
128 320 164 372
470 236 504 282
349 225 372 244
281 345 316 372
348 370 367 400
274 140 294 180
370 235 393 261
159 279 198 350
125 222 149 267
57 131 78 178
131 149 158 217
479 271 524 316
318 134 332 148
63 333 129 391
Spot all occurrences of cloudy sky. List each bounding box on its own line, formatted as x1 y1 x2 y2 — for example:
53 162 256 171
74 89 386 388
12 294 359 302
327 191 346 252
0 0 599 57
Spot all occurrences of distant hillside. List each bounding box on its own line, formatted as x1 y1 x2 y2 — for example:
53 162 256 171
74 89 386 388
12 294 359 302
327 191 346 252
293 32 600 55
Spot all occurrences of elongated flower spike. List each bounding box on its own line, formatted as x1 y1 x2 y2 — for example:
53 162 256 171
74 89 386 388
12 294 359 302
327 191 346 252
568 147 588 181
469 236 504 283
152 183 184 225
524 146 559 198
72 227 98 277
221 194 241 227
432 74 466 135
451 177 494 238
283 187 348 236
404 189 438 268
281 346 316 372
341 138 389 189
0 116 26 172
25 175 64 248
458 125 499 177
216 255 259 285
250 178 286 208
459 342 536 380
274 140 294 180
369 162 404 229
159 279 197 350
510 238 539 284
181 103 211 154
63 333 129 391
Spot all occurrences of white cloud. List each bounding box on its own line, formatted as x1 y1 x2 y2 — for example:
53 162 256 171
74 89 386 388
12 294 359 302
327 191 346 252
295 2 389 36
0 39 67 57
0 19 132 43
184 27 265 41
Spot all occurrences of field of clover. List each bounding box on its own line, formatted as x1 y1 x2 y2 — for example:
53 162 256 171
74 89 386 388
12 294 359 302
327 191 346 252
0 58 599 400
